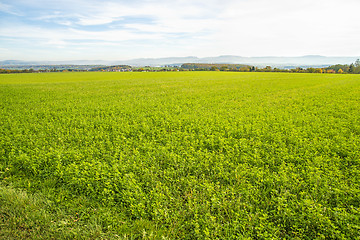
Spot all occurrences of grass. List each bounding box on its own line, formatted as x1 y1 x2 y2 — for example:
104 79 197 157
0 183 105 239
1 72 360 239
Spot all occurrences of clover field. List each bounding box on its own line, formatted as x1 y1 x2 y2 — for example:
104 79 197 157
1 72 359 239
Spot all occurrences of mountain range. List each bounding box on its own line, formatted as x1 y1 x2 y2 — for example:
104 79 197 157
1 55 359 68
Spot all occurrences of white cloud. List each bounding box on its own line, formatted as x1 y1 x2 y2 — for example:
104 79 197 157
211 0 360 56
0 2 22 15
0 0 359 60
0 24 163 42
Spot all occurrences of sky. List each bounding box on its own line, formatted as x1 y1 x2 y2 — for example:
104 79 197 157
0 0 359 61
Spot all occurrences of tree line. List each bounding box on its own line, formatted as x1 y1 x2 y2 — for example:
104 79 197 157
1 59 359 74
181 59 360 74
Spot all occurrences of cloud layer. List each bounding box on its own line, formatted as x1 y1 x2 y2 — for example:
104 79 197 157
0 0 359 60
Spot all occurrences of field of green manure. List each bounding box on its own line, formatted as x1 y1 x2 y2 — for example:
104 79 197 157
0 72 359 239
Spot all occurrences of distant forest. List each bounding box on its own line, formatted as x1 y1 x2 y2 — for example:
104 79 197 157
181 60 360 74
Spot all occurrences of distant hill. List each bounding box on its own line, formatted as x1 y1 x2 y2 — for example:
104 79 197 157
1 55 359 68
109 55 359 67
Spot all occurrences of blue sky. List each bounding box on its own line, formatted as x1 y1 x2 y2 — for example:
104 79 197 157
1 0 359 61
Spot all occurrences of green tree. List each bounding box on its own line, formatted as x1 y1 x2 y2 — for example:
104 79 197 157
349 64 355 73
354 59 360 74
307 68 316 73
355 59 360 67
220 66 228 71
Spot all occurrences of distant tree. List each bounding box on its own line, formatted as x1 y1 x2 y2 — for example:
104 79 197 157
337 69 344 74
293 67 305 73
307 68 316 73
220 66 228 71
264 66 272 72
239 67 250 72
349 64 355 73
353 59 360 74
355 59 360 67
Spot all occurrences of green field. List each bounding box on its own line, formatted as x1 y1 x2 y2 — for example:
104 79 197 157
1 72 359 239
